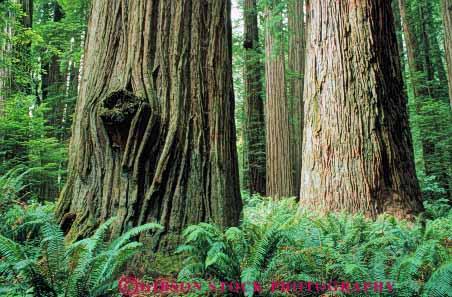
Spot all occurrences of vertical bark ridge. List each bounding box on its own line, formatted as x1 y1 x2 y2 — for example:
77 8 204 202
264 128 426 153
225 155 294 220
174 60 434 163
265 0 294 198
56 0 242 250
300 0 423 219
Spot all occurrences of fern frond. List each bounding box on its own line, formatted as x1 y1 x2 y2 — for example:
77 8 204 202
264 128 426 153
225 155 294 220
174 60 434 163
0 234 26 263
423 262 452 297
109 222 162 251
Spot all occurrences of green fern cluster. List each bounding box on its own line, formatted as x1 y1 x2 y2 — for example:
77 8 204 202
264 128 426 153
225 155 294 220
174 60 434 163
177 195 452 297
0 209 163 297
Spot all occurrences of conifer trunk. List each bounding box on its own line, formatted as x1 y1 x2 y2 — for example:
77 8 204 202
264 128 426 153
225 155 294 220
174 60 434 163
301 0 423 218
56 0 242 250
243 0 266 195
442 0 452 111
288 0 305 197
265 0 294 198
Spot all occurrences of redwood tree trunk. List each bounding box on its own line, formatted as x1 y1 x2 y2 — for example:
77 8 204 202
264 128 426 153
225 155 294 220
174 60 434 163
56 0 242 250
288 0 305 197
265 0 294 198
442 0 452 111
300 0 423 218
243 0 266 195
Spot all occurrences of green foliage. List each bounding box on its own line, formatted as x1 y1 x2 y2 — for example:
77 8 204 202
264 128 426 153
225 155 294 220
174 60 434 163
399 0 452 202
0 207 163 297
0 0 90 203
178 197 452 297
0 95 67 201
423 262 452 297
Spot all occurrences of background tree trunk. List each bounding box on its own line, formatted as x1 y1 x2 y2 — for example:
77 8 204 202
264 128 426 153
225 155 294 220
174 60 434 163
265 0 294 198
399 0 452 199
38 1 65 200
300 0 423 218
56 0 242 250
243 0 266 196
399 0 432 173
399 0 427 96
10 0 33 95
392 0 405 71
0 5 12 116
427 3 448 85
418 3 434 83
442 0 452 111
20 0 32 28
41 1 64 105
288 0 305 197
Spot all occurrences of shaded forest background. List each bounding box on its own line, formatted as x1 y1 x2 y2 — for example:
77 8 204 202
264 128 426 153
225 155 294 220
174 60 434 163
0 0 451 296
0 0 451 205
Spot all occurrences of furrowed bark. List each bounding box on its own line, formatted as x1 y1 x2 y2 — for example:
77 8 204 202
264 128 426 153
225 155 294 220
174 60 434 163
56 0 242 250
301 0 423 218
265 0 294 198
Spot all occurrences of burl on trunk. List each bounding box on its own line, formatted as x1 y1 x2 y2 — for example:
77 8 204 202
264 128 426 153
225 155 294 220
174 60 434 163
56 0 242 250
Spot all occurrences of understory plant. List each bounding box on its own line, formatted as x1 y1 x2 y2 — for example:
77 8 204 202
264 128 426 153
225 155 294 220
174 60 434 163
0 208 163 297
177 194 452 297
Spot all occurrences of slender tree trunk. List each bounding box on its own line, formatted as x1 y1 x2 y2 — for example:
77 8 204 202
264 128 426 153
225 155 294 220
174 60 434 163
399 0 426 96
418 3 434 83
56 0 242 250
39 1 64 200
392 0 405 70
300 0 423 218
429 31 448 84
0 8 10 116
399 0 436 176
41 1 64 104
288 0 305 197
12 0 33 94
431 38 448 84
424 1 448 98
20 0 32 28
243 0 266 195
441 0 452 111
265 0 294 198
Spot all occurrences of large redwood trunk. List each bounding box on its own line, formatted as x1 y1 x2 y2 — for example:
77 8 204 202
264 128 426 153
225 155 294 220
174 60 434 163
265 0 294 198
300 0 423 218
243 0 266 196
56 0 242 250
